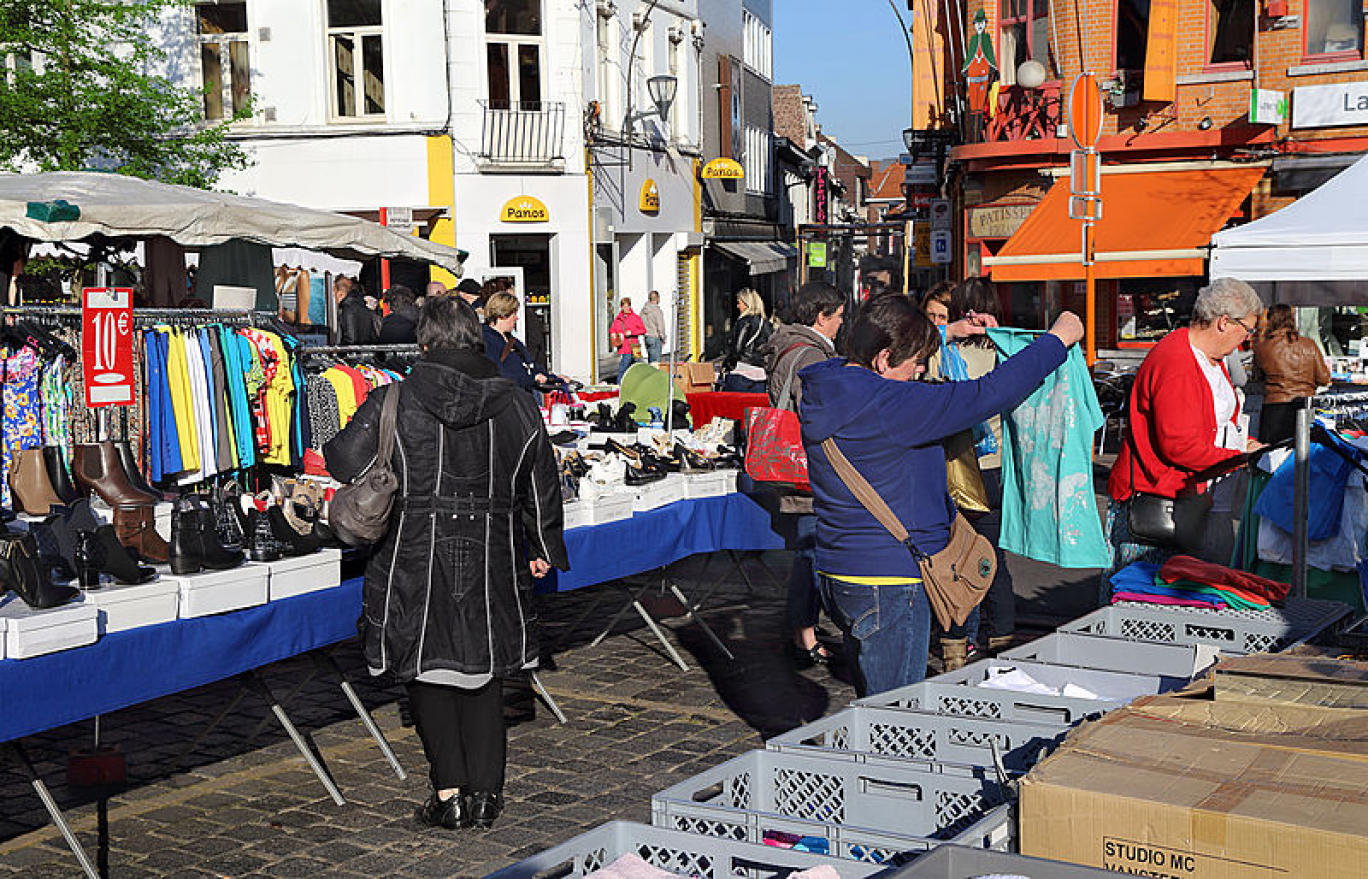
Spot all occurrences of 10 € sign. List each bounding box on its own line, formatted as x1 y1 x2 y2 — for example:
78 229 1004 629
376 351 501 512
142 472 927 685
82 287 135 407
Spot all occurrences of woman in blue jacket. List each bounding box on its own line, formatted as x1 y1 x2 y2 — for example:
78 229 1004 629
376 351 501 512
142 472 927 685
799 294 1083 696
482 291 561 394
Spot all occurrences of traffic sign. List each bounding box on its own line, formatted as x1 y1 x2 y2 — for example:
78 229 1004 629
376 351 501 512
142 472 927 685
1068 73 1104 150
929 199 952 230
930 230 952 264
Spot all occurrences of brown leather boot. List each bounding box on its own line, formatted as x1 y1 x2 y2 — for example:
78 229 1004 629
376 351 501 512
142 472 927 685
9 448 66 516
113 505 169 564
940 637 969 672
987 635 1015 655
73 443 157 508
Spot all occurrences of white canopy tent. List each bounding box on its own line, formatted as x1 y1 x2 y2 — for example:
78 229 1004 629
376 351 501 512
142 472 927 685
0 171 462 273
1210 153 1368 304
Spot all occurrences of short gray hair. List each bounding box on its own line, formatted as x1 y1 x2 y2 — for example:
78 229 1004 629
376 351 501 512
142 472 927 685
1192 278 1262 325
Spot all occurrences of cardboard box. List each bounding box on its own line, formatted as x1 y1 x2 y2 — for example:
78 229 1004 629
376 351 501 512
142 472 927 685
1020 704 1368 877
658 361 714 394
1213 653 1368 710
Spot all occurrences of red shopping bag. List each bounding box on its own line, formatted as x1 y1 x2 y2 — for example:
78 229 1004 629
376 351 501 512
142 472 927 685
743 406 810 493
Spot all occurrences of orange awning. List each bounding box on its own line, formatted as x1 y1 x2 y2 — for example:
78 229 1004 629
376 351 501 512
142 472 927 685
985 166 1265 282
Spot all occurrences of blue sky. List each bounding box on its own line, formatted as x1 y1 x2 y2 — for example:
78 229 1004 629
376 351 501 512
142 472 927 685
773 2 914 162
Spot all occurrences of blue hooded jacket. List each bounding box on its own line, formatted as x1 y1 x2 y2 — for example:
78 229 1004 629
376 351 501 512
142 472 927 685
798 334 1067 579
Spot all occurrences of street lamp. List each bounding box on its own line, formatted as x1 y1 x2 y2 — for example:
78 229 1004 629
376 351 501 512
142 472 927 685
902 127 916 153
646 74 677 125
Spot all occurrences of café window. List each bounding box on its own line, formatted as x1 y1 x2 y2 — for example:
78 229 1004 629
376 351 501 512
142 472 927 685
1207 0 1254 67
1115 0 1151 71
1117 278 1202 343
196 2 250 121
486 0 543 109
327 0 385 119
1305 0 1364 57
999 0 1054 84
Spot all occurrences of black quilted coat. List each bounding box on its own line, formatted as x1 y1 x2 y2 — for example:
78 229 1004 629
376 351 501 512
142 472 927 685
323 349 567 684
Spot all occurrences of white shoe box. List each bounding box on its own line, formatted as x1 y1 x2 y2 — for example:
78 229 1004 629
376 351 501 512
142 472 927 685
630 474 687 513
561 499 594 531
266 548 342 601
683 470 735 499
166 564 269 618
82 578 179 635
593 492 636 524
0 595 98 659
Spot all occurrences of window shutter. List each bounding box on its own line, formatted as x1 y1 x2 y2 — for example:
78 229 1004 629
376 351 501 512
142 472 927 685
717 56 732 158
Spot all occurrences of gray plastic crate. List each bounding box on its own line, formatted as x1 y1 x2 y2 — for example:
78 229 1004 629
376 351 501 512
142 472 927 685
486 820 886 878
857 658 1169 726
882 844 1125 877
651 748 1013 864
766 704 1068 777
1060 598 1351 655
1001 631 1213 680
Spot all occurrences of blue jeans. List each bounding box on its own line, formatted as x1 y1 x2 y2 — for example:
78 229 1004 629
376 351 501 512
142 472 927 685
819 575 932 697
616 352 635 385
644 335 663 364
785 515 821 634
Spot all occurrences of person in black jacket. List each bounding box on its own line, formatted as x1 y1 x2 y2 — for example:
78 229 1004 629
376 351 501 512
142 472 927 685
481 291 562 393
721 287 773 392
324 296 568 831
378 285 419 344
335 276 378 346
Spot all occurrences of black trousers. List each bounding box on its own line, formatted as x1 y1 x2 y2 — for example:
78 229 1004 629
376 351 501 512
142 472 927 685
405 679 505 793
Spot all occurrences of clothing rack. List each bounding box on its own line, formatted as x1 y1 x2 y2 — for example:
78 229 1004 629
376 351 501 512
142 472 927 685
2 306 263 327
296 344 420 355
1287 389 1368 598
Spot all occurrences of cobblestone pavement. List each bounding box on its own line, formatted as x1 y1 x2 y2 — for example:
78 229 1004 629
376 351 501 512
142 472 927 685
0 548 1085 878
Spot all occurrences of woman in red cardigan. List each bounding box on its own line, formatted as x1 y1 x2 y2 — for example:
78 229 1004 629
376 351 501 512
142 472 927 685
1104 279 1266 598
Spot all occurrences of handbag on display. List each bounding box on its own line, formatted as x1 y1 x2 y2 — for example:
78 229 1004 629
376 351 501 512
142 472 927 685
743 343 811 493
944 429 990 515
329 384 402 547
822 437 996 631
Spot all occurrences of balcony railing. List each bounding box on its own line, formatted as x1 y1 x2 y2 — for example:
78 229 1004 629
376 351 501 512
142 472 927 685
982 83 1062 144
478 100 566 168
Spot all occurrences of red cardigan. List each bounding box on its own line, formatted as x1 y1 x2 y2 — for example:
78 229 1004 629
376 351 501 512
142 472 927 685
1109 328 1241 501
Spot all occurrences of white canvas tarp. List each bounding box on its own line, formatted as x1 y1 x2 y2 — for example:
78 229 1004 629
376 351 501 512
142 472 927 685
0 171 462 274
1210 153 1368 285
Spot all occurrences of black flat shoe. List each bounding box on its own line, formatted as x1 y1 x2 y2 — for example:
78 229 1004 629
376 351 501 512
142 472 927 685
466 791 502 830
604 438 640 462
547 430 578 446
624 466 666 487
786 641 831 668
417 791 469 830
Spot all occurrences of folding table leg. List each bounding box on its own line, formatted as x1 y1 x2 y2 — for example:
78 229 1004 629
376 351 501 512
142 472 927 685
171 685 250 771
667 583 735 661
4 742 98 879
727 550 765 597
630 598 690 671
245 668 318 746
529 672 567 724
309 651 407 781
240 671 346 806
588 584 645 648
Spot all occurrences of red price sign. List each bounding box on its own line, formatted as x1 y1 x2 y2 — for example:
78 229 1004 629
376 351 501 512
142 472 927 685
81 287 135 408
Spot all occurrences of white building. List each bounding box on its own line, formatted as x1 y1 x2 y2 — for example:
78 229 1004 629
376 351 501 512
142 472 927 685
158 0 705 381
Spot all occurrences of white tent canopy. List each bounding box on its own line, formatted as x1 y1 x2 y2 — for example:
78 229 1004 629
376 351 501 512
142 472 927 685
0 171 462 274
1210 153 1368 295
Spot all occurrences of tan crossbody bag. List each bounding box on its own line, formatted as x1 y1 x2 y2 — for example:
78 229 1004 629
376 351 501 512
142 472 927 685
821 438 997 631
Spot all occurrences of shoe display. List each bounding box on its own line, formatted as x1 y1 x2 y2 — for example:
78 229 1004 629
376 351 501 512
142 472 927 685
267 503 319 557
624 465 666 487
114 505 169 564
42 447 81 505
28 518 76 578
87 524 157 585
245 507 282 563
72 442 158 508
417 790 470 830
8 448 65 516
673 443 714 472
547 430 578 446
0 531 79 609
169 497 246 575
113 440 163 502
210 481 246 549
613 402 639 433
466 791 502 830
73 530 101 590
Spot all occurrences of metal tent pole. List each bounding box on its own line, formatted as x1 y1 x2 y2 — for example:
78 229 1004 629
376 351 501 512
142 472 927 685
1292 401 1310 599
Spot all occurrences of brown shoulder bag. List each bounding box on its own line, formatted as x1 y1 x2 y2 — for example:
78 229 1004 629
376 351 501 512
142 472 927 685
329 384 402 547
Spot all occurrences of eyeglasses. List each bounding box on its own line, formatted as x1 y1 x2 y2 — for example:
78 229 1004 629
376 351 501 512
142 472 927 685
1227 316 1256 338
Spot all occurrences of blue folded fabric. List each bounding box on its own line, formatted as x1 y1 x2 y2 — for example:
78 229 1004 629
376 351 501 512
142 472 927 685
1109 561 1162 593
1109 581 1228 608
1256 435 1358 541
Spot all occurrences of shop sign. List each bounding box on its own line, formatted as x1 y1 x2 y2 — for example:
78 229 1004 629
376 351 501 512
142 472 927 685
930 230 952 264
1291 82 1367 128
807 242 828 268
639 179 660 213
81 287 134 408
967 202 1035 239
500 196 549 223
913 224 933 267
384 206 414 233
1249 88 1287 125
904 161 937 186
929 198 952 230
701 157 744 179
814 167 830 224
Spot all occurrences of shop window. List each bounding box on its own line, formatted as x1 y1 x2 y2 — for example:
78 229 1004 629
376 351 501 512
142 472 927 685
744 125 770 195
1117 278 1201 343
1115 0 1151 71
487 0 544 109
327 0 384 119
1207 0 1254 67
742 10 772 80
1305 0 1364 58
196 2 250 121
999 0 1055 85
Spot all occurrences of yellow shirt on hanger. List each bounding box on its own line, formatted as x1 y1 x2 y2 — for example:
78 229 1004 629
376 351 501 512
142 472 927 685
324 368 359 426
164 329 200 473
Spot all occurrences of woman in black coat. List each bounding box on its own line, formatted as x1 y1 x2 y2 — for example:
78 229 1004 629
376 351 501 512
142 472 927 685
324 296 568 831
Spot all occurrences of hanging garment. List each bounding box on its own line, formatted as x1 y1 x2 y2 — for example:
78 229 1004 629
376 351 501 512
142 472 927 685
308 276 328 327
988 327 1110 568
178 330 216 484
165 330 201 474
196 239 277 310
204 328 237 470
324 367 360 426
1 347 43 508
220 329 256 468
144 236 188 307
1258 470 1368 573
144 330 181 482
39 355 72 469
1255 436 1357 541
307 374 343 450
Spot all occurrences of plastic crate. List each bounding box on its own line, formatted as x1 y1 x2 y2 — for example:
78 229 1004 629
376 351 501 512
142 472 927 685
1060 598 1351 655
856 659 1169 727
651 748 1013 864
1001 631 1214 680
766 704 1068 777
486 820 886 878
882 843 1126 877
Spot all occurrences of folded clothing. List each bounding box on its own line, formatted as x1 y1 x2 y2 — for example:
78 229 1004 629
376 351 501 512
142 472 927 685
1113 590 1224 609
1158 555 1290 603
1162 579 1272 610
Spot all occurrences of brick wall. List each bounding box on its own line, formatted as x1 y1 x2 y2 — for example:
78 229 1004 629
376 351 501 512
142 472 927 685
772 84 807 145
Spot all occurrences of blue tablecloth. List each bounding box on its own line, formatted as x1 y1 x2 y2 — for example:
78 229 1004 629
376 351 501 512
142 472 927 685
0 579 362 745
541 492 787 593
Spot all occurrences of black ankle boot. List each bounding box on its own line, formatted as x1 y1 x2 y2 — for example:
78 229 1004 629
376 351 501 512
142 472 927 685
267 505 319 557
0 532 79 609
210 483 245 549
245 508 281 562
86 524 156 584
466 791 503 830
28 518 75 578
169 498 245 575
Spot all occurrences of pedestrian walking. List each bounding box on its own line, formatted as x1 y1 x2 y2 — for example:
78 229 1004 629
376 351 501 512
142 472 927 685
609 297 647 384
640 290 667 364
